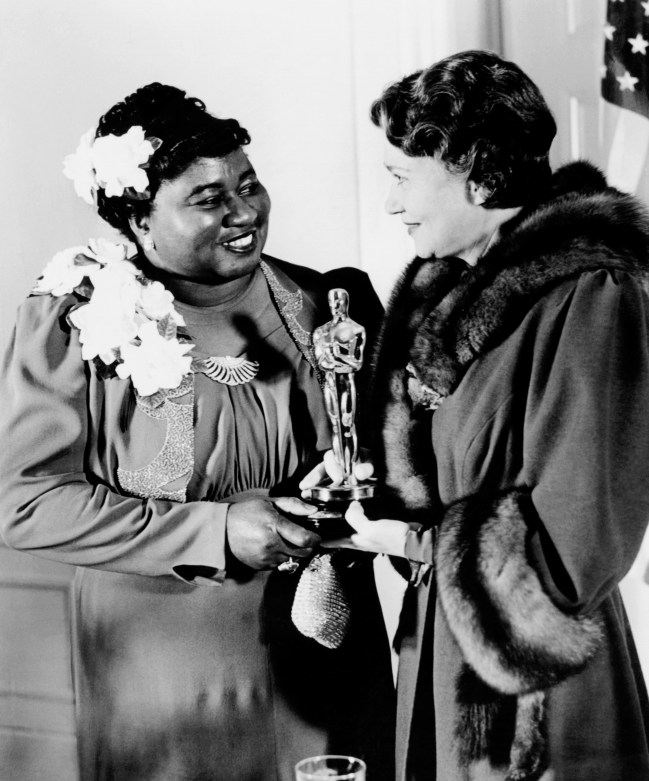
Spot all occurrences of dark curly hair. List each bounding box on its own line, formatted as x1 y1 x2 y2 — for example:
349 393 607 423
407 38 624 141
370 50 556 208
94 83 250 239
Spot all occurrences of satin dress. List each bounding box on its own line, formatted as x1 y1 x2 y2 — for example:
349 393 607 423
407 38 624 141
0 259 394 781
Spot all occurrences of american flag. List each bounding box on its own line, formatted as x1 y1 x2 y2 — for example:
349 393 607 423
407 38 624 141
602 0 649 117
601 1 649 193
602 8 649 625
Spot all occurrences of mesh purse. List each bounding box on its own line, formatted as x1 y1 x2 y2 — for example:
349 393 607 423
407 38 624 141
291 552 350 649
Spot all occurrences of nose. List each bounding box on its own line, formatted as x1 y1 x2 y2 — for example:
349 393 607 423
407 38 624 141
224 194 256 227
385 182 403 215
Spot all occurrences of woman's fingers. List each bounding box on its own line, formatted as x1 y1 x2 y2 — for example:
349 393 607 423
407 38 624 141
299 451 374 497
353 461 374 481
320 537 362 550
323 449 344 485
342 502 409 557
273 496 317 516
344 500 370 530
317 502 371 552
273 496 321 553
275 513 321 550
298 450 345 494
298 461 328 491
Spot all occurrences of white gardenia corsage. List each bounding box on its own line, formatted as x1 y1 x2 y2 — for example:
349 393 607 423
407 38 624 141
32 238 193 397
63 126 162 204
116 321 195 397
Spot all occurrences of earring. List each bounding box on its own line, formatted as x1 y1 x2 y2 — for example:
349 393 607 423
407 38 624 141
470 182 492 205
142 236 155 251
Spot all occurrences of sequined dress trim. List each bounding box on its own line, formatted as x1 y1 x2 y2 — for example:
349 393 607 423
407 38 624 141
117 375 195 502
260 261 320 375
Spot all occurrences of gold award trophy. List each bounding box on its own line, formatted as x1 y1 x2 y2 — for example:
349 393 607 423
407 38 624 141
303 288 375 528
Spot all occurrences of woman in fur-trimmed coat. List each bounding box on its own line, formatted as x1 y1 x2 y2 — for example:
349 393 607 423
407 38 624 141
305 51 649 780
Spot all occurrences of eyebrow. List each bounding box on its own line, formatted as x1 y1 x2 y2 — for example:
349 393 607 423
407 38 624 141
187 166 257 198
385 164 409 174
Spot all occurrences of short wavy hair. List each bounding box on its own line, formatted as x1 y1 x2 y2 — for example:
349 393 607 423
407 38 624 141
370 50 557 208
95 83 250 239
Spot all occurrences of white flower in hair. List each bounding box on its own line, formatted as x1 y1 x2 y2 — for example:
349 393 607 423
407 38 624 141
63 129 97 204
92 126 157 198
63 126 161 203
116 321 193 397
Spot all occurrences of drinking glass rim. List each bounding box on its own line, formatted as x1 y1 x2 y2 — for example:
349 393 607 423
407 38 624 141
295 754 367 778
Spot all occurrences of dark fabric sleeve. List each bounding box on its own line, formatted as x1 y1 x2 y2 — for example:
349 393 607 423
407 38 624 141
0 294 228 582
523 269 649 611
434 270 649 693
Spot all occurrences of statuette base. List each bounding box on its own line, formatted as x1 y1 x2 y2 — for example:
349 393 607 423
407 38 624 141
305 480 375 505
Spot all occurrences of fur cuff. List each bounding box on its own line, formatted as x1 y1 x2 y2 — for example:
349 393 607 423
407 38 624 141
436 489 603 694
455 666 546 780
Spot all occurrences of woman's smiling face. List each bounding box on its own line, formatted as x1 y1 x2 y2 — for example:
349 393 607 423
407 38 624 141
136 148 271 284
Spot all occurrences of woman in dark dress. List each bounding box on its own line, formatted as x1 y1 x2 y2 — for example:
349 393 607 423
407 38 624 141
304 50 649 780
0 83 394 781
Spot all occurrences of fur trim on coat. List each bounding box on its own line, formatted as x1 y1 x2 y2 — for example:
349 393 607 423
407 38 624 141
436 490 604 695
437 490 604 779
372 162 649 779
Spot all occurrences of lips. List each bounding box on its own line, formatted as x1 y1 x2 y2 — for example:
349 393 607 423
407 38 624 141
221 229 257 253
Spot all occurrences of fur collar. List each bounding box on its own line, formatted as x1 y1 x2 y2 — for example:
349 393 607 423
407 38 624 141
377 161 649 402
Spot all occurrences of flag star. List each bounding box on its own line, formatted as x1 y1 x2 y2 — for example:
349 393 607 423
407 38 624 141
643 0 649 16
628 33 649 54
604 22 616 41
617 70 639 91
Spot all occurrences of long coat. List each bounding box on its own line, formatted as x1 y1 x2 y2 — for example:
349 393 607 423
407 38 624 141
0 256 395 781
372 163 649 780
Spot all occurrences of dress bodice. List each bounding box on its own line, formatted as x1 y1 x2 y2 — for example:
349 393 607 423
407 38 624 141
117 265 330 503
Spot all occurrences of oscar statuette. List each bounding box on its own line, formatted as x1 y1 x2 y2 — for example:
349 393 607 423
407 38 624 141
302 288 375 535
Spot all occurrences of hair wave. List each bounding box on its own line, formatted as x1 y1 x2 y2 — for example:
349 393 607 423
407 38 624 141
370 50 557 208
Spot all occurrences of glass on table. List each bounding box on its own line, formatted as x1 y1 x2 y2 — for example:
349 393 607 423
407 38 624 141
295 754 366 780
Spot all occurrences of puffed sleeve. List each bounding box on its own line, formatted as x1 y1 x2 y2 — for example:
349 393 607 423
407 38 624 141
0 294 228 583
434 269 649 694
524 269 649 609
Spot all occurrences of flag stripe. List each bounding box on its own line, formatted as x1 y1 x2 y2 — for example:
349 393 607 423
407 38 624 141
606 105 649 190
